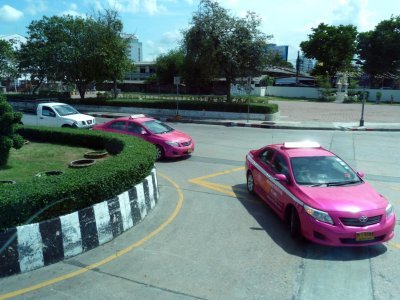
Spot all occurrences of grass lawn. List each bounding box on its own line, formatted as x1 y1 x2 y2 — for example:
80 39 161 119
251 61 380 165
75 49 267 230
0 142 94 183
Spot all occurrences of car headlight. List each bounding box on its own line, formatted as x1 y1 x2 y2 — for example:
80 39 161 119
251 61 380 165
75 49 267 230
304 204 334 225
166 141 179 147
386 203 394 219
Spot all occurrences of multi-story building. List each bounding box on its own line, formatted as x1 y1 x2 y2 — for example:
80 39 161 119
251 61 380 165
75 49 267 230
266 43 289 62
121 33 142 62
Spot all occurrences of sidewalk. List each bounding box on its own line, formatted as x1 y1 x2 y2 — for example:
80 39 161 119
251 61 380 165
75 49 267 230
86 100 400 132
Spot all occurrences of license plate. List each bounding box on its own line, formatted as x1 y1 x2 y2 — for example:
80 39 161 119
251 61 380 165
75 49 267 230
356 231 374 241
187 149 193 153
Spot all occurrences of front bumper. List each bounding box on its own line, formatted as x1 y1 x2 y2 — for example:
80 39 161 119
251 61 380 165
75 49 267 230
164 144 195 158
300 212 396 246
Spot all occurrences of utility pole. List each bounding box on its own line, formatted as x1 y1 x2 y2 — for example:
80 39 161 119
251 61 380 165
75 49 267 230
296 51 300 86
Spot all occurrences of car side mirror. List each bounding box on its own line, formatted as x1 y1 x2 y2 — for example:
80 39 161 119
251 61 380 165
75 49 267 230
275 174 288 182
141 130 149 135
357 171 365 178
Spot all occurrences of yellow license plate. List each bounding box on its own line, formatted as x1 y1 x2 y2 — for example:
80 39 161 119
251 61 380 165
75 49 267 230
356 232 374 241
187 149 193 153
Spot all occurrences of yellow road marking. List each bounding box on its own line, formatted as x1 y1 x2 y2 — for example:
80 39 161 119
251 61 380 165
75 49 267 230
189 167 260 204
388 242 400 249
0 172 183 300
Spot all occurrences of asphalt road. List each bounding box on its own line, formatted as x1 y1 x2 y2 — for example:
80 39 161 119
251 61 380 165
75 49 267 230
1 123 399 300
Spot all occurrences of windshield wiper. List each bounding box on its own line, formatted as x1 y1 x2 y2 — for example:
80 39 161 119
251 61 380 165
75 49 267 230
326 180 360 186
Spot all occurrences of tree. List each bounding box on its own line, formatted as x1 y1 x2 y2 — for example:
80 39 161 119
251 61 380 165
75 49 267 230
300 23 358 79
0 39 18 83
18 11 132 99
357 16 400 87
0 94 24 167
94 9 133 98
182 0 271 101
155 49 185 84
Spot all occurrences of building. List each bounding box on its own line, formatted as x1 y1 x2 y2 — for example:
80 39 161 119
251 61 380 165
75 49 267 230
266 44 289 62
124 61 156 82
121 33 142 62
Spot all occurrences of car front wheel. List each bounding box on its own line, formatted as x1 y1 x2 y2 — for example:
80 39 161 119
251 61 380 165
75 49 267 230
289 207 301 239
155 145 165 161
247 171 255 194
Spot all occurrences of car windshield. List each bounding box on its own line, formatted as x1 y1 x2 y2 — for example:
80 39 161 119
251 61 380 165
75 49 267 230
143 120 174 134
290 156 361 186
53 104 79 116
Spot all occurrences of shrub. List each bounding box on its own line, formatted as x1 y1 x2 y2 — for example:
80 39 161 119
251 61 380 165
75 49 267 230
0 126 155 230
0 94 24 166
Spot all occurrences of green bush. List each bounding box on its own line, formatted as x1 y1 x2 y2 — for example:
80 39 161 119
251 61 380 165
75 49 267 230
0 94 24 166
0 126 155 230
66 98 279 114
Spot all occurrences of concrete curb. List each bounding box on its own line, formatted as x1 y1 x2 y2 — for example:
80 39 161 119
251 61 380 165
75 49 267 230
0 168 159 278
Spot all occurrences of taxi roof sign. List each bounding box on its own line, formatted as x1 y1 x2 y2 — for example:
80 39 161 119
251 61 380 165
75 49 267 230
283 141 321 149
129 114 146 119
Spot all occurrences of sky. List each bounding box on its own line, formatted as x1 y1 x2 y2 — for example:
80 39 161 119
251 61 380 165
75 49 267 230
0 0 398 63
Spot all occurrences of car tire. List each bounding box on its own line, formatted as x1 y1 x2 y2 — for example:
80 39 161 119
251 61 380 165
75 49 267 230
247 171 255 194
155 145 165 161
289 207 301 239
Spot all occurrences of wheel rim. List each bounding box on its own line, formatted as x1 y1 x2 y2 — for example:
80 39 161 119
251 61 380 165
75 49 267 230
247 173 254 192
156 146 162 160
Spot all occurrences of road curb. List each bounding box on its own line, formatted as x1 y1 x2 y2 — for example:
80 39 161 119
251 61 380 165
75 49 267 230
0 169 159 278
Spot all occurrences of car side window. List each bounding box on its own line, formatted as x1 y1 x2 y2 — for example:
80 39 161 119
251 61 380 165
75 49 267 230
127 122 144 134
108 121 126 131
259 149 275 166
272 153 289 177
42 106 55 117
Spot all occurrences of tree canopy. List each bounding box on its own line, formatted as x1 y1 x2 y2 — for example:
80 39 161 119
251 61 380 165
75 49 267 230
0 39 18 82
18 10 131 99
357 16 400 87
155 49 185 85
300 23 358 78
182 0 271 101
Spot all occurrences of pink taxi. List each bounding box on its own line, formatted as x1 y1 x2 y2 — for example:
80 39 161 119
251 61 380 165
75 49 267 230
245 141 395 246
93 115 194 160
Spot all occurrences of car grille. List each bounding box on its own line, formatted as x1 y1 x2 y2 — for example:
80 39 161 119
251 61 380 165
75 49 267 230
340 235 385 245
181 140 191 147
340 215 382 227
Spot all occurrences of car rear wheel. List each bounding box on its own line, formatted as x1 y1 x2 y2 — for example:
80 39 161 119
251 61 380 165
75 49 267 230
247 171 255 194
289 207 301 239
155 145 165 161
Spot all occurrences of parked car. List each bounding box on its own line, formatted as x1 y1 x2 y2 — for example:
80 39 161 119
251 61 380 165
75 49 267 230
93 115 194 160
245 141 395 246
20 102 95 129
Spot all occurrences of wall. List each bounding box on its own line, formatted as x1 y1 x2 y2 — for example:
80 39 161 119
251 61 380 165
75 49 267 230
265 86 400 102
0 168 159 278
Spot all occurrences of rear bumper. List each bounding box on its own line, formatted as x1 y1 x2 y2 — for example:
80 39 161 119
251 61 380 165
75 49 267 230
300 213 396 246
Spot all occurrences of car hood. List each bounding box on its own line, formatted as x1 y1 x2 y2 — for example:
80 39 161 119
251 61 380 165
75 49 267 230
298 182 388 212
65 114 94 122
154 130 191 142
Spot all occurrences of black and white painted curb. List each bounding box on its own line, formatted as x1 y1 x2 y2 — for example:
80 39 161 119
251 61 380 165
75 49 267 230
0 168 159 278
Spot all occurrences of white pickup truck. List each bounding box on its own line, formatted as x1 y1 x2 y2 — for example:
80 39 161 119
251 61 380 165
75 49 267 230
20 102 95 128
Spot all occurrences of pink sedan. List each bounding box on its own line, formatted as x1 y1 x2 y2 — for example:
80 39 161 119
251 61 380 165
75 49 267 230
93 115 194 160
245 141 395 246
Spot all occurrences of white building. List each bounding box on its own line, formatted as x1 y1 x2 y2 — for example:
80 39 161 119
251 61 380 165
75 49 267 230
121 33 142 62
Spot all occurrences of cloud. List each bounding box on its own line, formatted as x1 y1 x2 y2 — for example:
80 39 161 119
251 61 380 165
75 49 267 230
0 5 23 22
110 0 167 15
60 3 87 17
160 30 181 44
331 0 373 30
25 0 47 15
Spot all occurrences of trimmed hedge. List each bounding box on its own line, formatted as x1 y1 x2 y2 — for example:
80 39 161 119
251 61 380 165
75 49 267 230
66 98 279 114
0 126 156 231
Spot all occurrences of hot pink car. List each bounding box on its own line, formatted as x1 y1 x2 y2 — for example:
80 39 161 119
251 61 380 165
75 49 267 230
245 141 395 246
93 115 194 160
